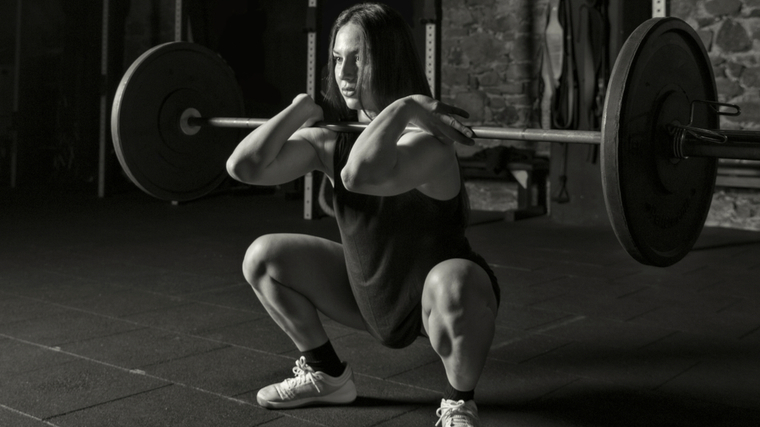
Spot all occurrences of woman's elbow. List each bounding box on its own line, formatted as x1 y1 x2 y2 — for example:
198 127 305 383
226 156 255 183
341 165 386 193
226 156 242 181
340 167 359 191
341 166 376 192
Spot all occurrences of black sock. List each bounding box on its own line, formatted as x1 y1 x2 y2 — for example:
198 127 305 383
443 382 474 402
301 341 345 377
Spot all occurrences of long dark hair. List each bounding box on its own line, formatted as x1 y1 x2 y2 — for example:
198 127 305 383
324 2 431 120
324 2 470 225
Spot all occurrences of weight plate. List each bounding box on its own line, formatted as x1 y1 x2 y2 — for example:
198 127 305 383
111 42 245 201
601 18 718 267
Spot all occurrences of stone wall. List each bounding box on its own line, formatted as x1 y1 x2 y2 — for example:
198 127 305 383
670 0 760 230
673 0 760 128
442 0 760 231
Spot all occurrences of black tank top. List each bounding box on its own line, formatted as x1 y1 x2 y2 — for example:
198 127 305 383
332 132 496 348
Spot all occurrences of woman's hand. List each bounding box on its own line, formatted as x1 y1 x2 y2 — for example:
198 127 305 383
404 95 475 146
292 94 325 129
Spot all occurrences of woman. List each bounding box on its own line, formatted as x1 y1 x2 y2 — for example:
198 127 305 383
226 3 499 426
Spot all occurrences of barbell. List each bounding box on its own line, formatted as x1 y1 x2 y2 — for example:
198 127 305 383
110 17 760 267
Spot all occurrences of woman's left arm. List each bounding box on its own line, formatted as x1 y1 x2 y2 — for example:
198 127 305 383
340 95 473 198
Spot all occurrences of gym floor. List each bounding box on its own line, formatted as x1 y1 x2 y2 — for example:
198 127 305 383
1 187 759 426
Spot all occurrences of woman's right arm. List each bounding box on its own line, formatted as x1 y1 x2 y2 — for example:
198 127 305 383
226 94 329 186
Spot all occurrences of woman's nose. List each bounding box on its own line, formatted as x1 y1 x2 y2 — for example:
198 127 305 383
337 61 355 80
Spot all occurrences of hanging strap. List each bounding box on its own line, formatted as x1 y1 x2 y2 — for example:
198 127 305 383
541 0 562 131
551 0 578 130
545 0 572 204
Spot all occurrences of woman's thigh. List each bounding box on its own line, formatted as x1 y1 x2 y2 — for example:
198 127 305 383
244 233 365 331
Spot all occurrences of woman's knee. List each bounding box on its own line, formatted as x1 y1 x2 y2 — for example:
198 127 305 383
425 267 469 315
423 260 497 318
242 234 282 288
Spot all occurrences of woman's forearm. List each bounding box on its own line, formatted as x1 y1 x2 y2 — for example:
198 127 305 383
227 94 319 182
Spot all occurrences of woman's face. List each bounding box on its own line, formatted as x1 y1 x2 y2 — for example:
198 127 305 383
333 23 378 120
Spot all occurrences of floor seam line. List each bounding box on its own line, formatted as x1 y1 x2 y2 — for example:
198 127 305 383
0 333 259 409
0 403 62 427
0 295 297 360
43 384 173 422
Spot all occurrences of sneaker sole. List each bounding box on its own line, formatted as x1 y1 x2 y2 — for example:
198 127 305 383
257 384 357 409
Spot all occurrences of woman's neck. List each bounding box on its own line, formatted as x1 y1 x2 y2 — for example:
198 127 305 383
357 109 376 123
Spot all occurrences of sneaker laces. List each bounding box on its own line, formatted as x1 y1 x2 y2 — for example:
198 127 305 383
435 399 478 427
280 357 323 397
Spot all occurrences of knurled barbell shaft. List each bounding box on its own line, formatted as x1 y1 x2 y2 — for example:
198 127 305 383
189 116 603 145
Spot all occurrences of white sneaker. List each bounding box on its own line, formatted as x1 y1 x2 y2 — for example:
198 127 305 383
436 399 480 427
257 356 357 409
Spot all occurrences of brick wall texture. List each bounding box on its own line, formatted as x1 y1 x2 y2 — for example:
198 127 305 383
441 0 760 229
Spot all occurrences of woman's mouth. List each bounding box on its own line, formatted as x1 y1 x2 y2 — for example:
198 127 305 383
341 86 356 97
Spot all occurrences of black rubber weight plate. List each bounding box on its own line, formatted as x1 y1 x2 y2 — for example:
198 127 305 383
111 42 245 201
601 17 718 267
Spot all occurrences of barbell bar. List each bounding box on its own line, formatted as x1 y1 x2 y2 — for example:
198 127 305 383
185 107 760 161
187 108 760 160
185 105 760 160
111 17 755 267
187 116 604 145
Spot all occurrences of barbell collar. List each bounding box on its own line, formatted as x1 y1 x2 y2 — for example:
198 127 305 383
190 116 603 145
